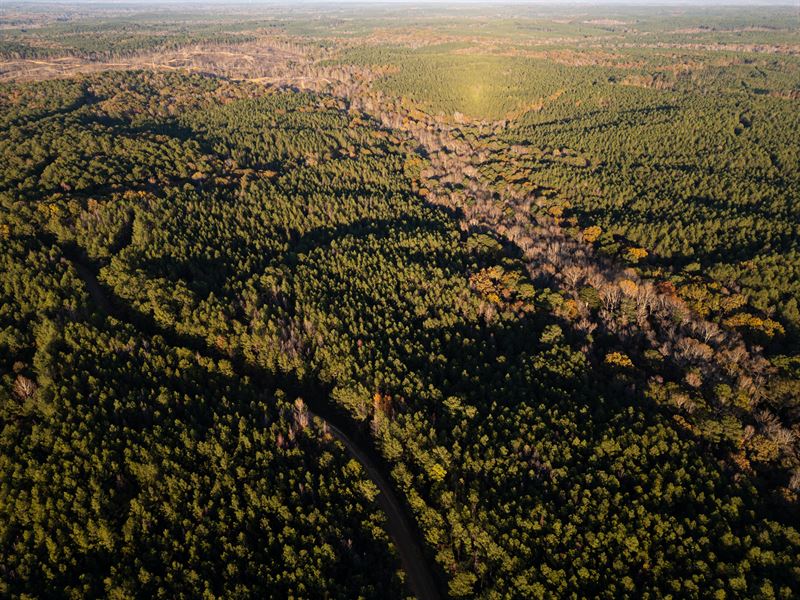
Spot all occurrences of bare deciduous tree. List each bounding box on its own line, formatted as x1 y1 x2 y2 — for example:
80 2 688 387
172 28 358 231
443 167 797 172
13 375 37 400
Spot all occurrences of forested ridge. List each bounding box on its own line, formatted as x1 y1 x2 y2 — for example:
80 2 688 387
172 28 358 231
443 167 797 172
1 5 800 599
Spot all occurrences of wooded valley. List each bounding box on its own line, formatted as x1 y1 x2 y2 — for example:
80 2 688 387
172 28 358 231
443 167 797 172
1 4 798 599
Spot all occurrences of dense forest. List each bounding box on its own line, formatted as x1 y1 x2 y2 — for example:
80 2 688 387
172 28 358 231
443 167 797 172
1 4 799 599
0 73 413 598
339 38 800 349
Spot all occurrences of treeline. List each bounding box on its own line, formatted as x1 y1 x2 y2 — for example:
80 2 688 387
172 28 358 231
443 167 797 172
0 31 258 61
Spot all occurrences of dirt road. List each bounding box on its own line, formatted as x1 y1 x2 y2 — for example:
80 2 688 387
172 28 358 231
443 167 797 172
64 250 440 600
318 417 440 600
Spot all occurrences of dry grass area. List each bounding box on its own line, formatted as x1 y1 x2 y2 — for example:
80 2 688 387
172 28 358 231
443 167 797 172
0 38 312 83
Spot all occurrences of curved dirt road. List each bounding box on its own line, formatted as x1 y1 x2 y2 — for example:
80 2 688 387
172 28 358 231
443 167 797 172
316 416 440 600
65 251 440 600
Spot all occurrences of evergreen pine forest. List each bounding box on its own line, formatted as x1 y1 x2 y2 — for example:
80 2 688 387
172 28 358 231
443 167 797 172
1 3 799 598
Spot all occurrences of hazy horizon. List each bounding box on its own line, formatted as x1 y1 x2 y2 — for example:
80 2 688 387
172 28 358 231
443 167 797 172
3 0 798 6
